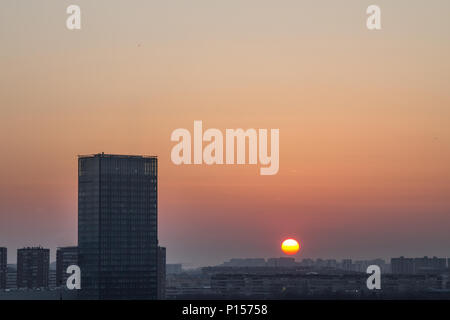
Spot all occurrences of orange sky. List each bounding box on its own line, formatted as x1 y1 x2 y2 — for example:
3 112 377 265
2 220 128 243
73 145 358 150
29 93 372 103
1 1 450 265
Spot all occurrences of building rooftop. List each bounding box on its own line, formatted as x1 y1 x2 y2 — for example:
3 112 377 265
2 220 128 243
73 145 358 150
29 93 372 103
78 152 157 159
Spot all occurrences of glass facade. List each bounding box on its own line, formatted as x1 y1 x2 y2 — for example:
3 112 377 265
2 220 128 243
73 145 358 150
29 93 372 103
78 154 158 299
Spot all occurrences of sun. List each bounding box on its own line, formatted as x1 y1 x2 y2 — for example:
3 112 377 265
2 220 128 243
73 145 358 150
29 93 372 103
281 238 300 255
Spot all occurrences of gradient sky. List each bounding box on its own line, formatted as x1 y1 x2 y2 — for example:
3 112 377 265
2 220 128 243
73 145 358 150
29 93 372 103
1 1 450 266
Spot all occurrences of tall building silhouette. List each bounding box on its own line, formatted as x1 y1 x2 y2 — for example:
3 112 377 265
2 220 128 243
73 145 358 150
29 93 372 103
0 247 6 289
17 247 49 289
78 153 158 299
56 246 78 288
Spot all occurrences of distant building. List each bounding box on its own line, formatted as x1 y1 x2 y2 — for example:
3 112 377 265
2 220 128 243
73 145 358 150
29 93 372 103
167 264 183 274
315 259 326 268
223 258 267 267
360 259 389 274
78 153 158 299
391 257 415 274
6 265 17 289
17 247 50 289
352 260 369 273
413 256 446 274
267 257 296 267
56 246 78 288
391 256 447 275
49 269 57 289
325 259 338 269
0 248 6 289
157 246 166 300
341 259 352 271
300 258 314 267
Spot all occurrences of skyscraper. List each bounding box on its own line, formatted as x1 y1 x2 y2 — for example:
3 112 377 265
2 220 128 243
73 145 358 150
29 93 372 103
0 247 6 289
56 246 78 288
17 247 50 289
78 153 158 299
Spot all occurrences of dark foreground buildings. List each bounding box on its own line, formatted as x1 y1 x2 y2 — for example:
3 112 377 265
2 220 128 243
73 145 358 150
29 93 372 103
78 153 158 299
0 247 6 289
165 264 450 299
157 246 166 299
17 247 50 289
56 246 78 287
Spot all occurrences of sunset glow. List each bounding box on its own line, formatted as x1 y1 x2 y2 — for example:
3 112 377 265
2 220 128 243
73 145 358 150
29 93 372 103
1 1 450 267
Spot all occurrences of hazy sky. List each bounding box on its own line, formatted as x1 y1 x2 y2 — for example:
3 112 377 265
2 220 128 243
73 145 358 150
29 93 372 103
1 1 450 266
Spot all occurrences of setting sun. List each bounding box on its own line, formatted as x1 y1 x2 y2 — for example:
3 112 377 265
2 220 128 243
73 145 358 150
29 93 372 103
281 238 300 255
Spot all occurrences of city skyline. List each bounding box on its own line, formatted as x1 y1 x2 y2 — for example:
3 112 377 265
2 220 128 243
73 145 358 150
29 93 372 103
2 242 449 270
2 244 449 268
1 1 450 268
2 243 448 300
1 148 449 267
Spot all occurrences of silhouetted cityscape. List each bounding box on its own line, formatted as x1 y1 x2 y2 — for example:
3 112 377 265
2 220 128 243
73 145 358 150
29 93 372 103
1 248 450 299
0 154 449 300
